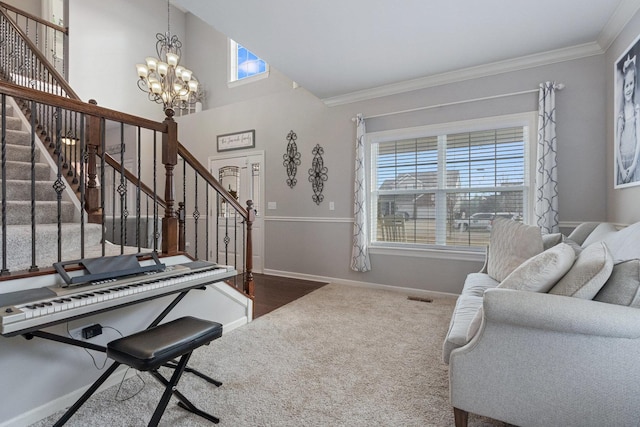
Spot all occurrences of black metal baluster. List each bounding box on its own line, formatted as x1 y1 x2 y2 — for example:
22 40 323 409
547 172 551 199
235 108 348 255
100 118 106 256
215 192 220 263
205 182 209 261
29 99 37 272
136 127 141 251
0 94 7 274
79 114 85 259
110 163 115 244
234 207 238 272
193 171 199 258
153 131 158 252
53 107 65 263
118 123 126 253
182 157 186 252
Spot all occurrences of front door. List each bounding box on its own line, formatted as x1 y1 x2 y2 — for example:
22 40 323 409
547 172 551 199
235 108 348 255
209 151 264 273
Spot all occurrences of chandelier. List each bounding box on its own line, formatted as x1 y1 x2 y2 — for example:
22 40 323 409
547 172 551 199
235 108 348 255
135 0 199 114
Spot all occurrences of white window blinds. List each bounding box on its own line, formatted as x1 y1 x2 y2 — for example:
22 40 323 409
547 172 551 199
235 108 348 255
370 124 528 249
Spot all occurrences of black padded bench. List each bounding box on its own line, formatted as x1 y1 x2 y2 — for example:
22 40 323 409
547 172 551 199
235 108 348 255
54 316 223 426
106 316 223 426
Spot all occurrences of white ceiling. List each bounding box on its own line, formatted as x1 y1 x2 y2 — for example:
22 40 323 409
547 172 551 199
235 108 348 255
174 0 640 104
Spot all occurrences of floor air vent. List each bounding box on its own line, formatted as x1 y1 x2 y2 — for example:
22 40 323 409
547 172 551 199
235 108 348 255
407 296 433 303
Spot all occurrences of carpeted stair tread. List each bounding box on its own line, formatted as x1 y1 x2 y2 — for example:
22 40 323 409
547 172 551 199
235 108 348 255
1 160 50 180
1 115 22 130
2 144 42 162
0 223 107 272
1 200 76 224
1 179 58 201
3 128 30 146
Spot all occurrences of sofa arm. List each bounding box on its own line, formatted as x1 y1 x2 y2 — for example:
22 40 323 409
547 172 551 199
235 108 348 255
450 288 640 426
482 288 640 338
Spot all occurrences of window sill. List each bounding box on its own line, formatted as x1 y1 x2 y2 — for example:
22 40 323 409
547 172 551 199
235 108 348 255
369 244 486 262
228 71 270 88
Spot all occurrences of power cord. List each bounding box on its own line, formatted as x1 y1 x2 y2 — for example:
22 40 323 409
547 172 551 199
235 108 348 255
64 323 147 400
115 367 146 402
65 323 124 370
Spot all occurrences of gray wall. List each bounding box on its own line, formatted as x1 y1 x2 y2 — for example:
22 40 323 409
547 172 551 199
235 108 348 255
177 15 608 295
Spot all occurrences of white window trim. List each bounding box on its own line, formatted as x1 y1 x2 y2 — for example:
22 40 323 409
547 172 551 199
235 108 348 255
228 39 270 88
365 111 538 256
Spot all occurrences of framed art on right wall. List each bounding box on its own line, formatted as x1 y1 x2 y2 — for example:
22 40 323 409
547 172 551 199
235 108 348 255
615 33 640 189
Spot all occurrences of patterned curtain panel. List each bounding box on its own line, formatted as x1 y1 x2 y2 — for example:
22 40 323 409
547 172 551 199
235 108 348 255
535 82 560 234
351 114 372 272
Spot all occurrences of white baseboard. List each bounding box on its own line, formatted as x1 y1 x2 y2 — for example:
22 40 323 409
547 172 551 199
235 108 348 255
262 269 458 298
1 364 135 427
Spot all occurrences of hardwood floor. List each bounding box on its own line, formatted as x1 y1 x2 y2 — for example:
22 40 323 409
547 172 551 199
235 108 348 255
251 273 327 319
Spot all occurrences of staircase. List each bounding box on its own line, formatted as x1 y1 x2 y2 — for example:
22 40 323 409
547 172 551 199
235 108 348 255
0 3 254 296
0 98 105 271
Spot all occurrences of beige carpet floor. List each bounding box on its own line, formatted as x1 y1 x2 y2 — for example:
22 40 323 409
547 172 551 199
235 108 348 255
31 283 509 426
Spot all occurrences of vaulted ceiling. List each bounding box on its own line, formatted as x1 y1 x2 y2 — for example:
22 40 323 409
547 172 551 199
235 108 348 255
174 0 640 104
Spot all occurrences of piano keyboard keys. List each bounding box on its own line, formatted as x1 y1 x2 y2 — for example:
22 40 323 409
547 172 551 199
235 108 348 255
0 263 236 336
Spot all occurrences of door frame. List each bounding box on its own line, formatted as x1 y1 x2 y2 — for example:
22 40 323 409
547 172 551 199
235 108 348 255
208 150 265 274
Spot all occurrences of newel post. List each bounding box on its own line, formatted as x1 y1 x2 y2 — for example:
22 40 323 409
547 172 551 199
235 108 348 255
85 99 101 223
162 109 179 255
245 200 255 298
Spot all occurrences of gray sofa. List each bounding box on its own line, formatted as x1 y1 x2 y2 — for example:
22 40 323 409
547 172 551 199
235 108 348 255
443 220 640 427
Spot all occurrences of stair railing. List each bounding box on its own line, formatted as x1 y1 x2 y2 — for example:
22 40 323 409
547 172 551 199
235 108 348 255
0 2 68 80
0 83 254 297
0 4 254 296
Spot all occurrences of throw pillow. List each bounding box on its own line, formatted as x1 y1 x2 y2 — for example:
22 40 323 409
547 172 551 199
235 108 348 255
498 243 576 293
487 218 544 282
594 259 640 307
549 242 613 299
542 233 563 250
562 236 584 256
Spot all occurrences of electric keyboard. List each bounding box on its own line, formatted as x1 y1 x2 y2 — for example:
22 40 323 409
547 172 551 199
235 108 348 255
0 258 237 336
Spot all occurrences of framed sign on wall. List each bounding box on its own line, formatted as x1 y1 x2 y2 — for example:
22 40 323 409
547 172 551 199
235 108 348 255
217 130 255 152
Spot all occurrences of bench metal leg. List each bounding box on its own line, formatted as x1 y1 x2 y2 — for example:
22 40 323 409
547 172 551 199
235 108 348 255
148 352 192 426
150 354 219 424
164 359 223 387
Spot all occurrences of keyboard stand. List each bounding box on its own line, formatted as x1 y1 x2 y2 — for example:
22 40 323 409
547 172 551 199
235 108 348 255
22 287 222 426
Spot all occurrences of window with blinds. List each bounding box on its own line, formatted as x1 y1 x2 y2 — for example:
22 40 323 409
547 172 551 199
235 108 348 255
369 121 530 249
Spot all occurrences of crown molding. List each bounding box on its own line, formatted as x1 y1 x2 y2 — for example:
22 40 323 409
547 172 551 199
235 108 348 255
597 0 640 50
323 42 604 107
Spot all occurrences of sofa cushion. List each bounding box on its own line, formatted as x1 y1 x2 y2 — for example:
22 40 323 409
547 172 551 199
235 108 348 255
487 218 544 282
581 222 618 247
601 222 640 264
466 307 484 342
549 242 613 299
442 294 483 364
566 222 602 246
497 243 575 293
461 272 499 297
594 259 640 307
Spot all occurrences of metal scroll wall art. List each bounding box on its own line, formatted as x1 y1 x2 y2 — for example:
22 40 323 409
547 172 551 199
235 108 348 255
283 130 301 188
308 144 328 205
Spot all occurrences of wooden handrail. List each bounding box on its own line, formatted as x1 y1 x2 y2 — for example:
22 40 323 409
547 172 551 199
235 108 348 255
0 7 78 100
103 153 167 209
0 81 167 132
0 1 68 34
177 141 248 218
